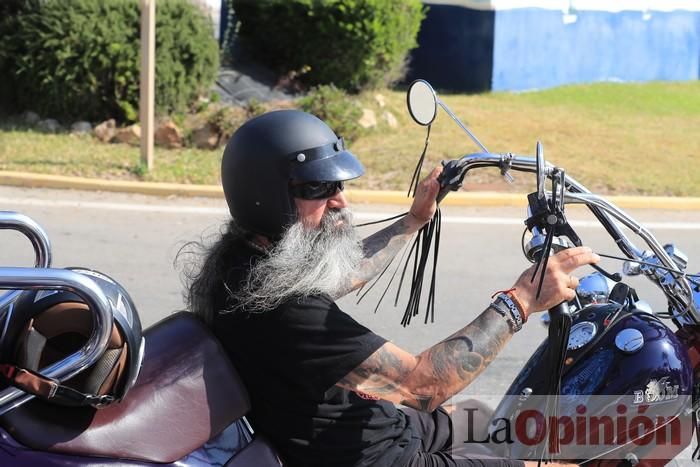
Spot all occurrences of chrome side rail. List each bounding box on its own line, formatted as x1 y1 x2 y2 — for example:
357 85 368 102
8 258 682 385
0 212 52 268
0 268 114 415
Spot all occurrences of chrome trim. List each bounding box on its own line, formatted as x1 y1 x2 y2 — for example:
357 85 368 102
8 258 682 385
524 234 575 262
615 328 645 354
448 152 643 259
576 272 615 307
567 321 598 350
564 192 696 321
0 212 51 268
0 268 114 414
436 101 489 153
448 152 697 323
240 416 255 443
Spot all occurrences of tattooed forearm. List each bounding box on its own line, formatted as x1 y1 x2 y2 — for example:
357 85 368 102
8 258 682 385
334 215 423 298
406 307 513 412
336 307 515 413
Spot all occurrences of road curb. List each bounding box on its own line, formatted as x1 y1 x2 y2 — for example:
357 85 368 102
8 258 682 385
2 170 700 210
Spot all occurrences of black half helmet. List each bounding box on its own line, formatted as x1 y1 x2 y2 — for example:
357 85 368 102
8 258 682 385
221 110 365 238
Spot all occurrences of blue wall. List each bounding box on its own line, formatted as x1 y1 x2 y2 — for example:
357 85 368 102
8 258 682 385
406 2 700 92
492 9 700 91
404 5 494 92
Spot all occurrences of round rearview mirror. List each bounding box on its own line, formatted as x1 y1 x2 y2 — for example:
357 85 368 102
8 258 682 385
407 79 437 126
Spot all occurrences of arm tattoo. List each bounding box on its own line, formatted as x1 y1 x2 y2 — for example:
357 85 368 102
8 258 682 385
336 307 514 412
413 307 512 411
334 216 416 297
337 345 413 397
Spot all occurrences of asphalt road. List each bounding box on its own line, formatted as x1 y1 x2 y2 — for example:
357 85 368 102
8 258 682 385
3 185 700 405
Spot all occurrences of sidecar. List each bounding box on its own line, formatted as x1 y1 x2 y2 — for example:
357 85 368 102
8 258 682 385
0 212 285 466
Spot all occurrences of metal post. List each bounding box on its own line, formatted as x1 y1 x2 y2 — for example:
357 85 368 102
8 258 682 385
139 0 156 171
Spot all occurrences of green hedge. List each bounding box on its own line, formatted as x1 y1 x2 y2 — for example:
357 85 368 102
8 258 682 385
2 0 219 122
299 85 362 142
231 0 425 92
0 0 39 114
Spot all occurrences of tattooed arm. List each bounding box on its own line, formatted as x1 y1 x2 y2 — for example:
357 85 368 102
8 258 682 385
336 246 599 412
333 167 442 298
337 306 512 412
334 213 425 297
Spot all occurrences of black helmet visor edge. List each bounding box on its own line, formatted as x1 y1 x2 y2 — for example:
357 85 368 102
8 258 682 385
289 149 365 183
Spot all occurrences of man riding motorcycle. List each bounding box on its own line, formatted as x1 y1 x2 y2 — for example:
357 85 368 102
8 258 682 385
186 109 599 467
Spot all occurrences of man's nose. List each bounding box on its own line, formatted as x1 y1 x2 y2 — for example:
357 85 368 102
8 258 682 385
327 190 348 209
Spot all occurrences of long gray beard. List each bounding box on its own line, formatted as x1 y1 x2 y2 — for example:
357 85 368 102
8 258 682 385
233 208 363 312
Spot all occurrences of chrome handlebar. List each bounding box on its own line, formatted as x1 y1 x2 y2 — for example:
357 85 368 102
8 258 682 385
445 152 698 323
0 211 52 268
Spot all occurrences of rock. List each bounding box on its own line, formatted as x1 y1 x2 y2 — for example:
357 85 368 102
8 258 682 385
154 120 183 149
113 124 141 146
71 121 92 134
37 119 62 133
94 119 117 143
383 111 398 129
374 93 386 108
358 108 377 129
191 123 220 149
22 111 40 125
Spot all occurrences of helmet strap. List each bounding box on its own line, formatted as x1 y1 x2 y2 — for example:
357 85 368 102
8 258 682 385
0 363 115 408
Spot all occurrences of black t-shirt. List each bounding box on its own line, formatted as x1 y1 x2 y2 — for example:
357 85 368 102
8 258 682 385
212 240 419 467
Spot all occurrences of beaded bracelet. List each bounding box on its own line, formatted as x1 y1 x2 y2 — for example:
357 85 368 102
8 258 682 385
488 301 517 332
494 293 524 332
491 288 528 322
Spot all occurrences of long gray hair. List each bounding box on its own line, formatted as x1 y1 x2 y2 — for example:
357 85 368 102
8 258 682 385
182 209 362 325
180 220 246 326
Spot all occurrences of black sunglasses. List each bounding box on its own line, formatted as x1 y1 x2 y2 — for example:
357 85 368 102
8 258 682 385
289 181 345 200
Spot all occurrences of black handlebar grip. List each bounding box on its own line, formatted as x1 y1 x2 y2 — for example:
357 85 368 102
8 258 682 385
548 301 570 320
436 184 452 204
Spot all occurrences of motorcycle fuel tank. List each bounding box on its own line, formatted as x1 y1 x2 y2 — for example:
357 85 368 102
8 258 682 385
487 304 694 462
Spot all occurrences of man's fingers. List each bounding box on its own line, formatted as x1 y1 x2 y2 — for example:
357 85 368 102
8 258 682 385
561 252 600 272
427 165 443 179
418 167 442 197
554 246 592 259
554 247 600 273
567 274 580 289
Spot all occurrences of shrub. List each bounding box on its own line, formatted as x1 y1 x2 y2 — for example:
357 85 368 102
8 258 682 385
298 85 362 142
0 0 39 114
3 0 219 122
207 105 248 143
231 0 425 92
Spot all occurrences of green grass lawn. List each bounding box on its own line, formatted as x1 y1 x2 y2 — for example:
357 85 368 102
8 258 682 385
1 81 699 196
